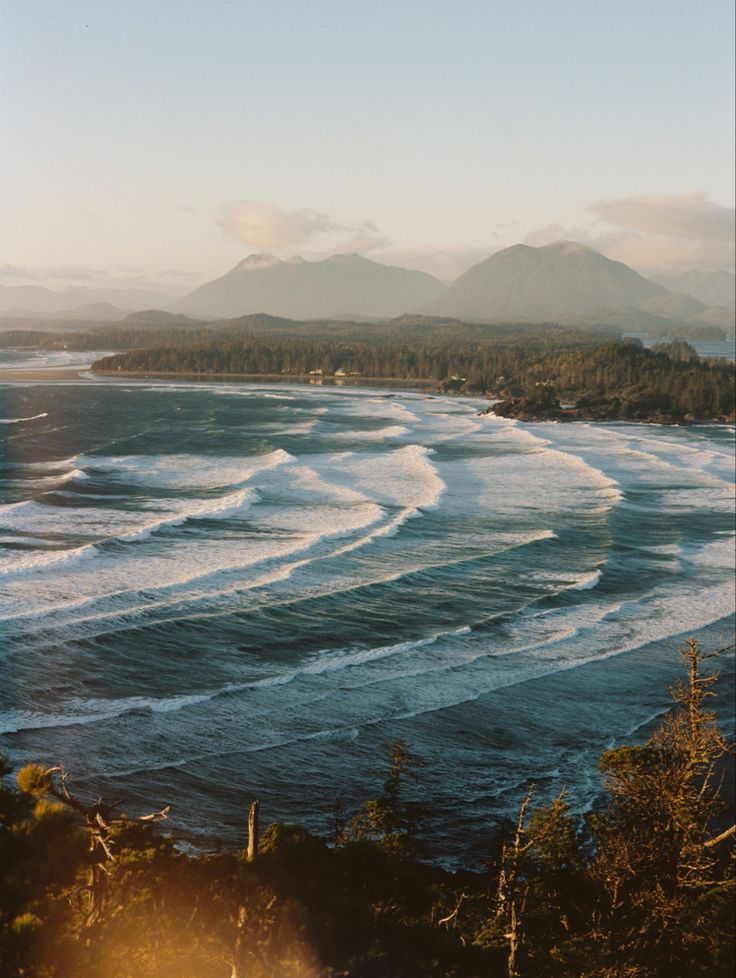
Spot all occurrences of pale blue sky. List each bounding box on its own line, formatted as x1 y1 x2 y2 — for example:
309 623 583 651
1 0 734 290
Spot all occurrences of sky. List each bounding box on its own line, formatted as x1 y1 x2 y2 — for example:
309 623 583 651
1 0 734 295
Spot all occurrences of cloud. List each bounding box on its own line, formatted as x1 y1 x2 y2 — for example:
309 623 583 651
216 200 345 252
592 192 733 242
524 193 735 273
216 200 395 257
333 221 390 255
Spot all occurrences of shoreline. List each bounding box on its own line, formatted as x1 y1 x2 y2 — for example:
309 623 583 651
87 369 736 424
1 366 732 426
90 368 439 390
0 367 94 382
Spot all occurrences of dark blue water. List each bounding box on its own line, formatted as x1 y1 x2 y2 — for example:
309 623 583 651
1 371 734 863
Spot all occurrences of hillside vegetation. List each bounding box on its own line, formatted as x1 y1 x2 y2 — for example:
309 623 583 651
87 322 735 423
1 642 733 978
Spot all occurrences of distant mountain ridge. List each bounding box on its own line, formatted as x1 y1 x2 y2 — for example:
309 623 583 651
1 301 130 322
4 245 733 339
169 253 446 319
649 269 735 309
0 284 181 315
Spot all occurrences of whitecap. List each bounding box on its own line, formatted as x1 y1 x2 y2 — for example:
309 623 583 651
0 412 48 424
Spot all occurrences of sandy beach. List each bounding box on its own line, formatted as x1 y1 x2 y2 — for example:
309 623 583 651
0 367 93 382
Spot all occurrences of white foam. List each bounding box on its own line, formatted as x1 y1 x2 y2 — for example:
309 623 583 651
115 487 260 542
570 568 602 590
0 412 48 424
0 624 472 734
0 542 97 577
70 447 293 489
0 486 261 577
326 424 409 442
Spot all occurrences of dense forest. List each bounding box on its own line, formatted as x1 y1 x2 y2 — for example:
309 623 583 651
1 641 734 978
0 314 617 354
88 324 734 422
2 314 733 422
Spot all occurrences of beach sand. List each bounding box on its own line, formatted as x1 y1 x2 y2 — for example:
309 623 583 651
0 367 93 382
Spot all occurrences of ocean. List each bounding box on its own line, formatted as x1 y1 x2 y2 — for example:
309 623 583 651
1 366 734 864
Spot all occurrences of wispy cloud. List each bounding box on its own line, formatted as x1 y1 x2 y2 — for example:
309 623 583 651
216 200 388 254
332 222 389 255
592 192 733 242
0 263 110 283
525 193 735 272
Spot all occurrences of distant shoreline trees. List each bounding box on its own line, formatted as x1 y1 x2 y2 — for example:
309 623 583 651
0 316 734 421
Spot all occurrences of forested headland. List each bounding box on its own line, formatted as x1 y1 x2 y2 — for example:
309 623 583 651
1 641 734 978
2 314 734 422
83 317 735 423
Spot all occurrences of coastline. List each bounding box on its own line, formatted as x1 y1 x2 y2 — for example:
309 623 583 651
90 369 733 425
0 367 94 382
2 366 732 427
89 368 438 390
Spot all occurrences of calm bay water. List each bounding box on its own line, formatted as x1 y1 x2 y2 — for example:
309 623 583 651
1 368 734 863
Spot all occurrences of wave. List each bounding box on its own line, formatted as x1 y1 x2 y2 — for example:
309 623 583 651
0 542 97 577
1 526 560 633
0 487 261 577
57 467 89 483
326 424 409 442
510 425 624 506
570 568 602 590
115 487 260 542
0 624 473 735
0 412 49 424
68 447 294 489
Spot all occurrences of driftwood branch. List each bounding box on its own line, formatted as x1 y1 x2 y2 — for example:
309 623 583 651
38 765 170 931
436 891 468 929
704 824 736 848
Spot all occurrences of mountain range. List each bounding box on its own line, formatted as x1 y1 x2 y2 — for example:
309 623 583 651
0 284 181 317
168 253 446 319
648 269 735 309
2 245 733 336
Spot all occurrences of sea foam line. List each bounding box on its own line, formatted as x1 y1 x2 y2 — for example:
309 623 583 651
0 412 48 424
2 527 558 633
0 625 472 735
0 487 262 577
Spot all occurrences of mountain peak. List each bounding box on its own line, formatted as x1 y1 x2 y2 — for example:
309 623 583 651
325 252 369 264
427 240 665 320
541 240 597 256
236 254 281 270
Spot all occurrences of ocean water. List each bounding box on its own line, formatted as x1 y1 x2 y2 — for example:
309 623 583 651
633 335 736 361
1 372 734 863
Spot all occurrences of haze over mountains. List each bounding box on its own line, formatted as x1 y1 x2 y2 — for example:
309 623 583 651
169 253 446 319
0 284 180 318
2 243 733 336
168 242 732 334
649 269 735 309
424 242 733 332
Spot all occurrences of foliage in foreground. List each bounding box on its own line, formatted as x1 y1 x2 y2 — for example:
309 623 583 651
1 641 733 978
